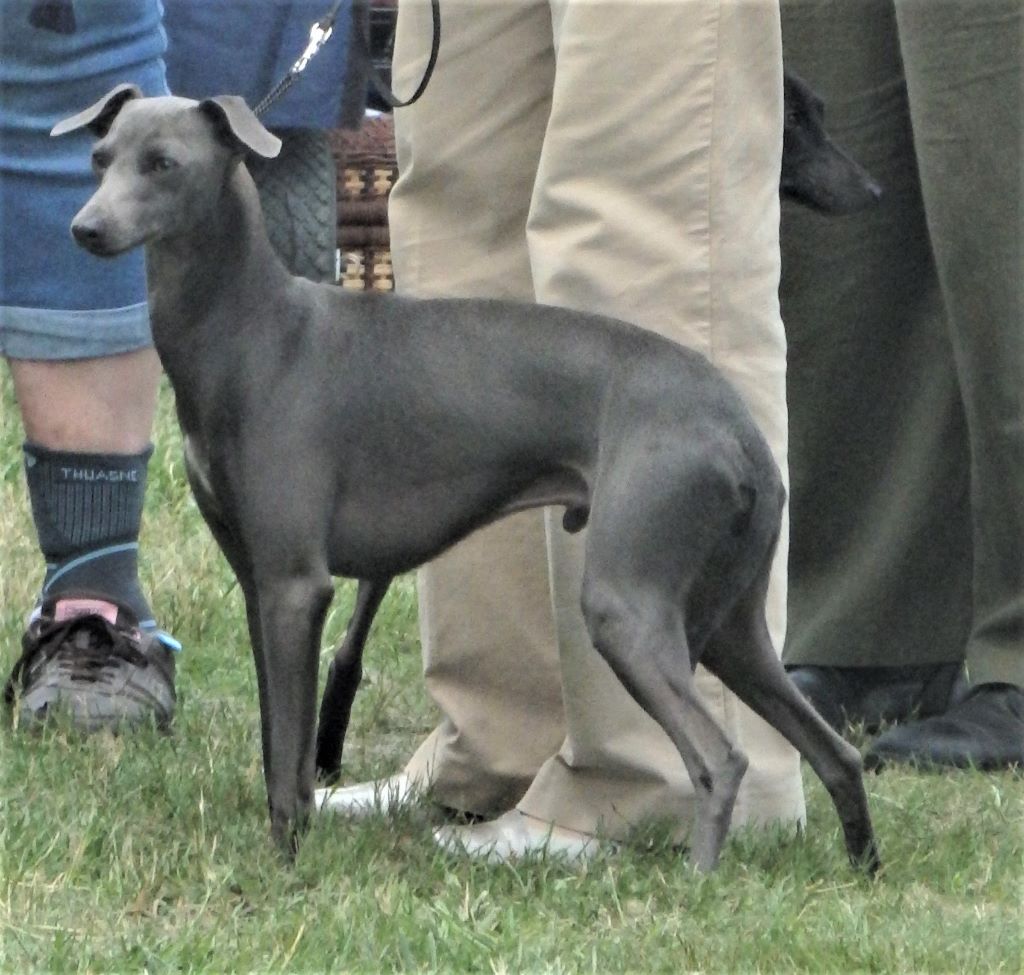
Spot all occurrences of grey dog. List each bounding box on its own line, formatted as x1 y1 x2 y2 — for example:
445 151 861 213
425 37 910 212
54 84 879 874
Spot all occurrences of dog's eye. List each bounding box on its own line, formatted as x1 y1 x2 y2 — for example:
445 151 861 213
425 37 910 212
145 154 178 174
91 150 111 173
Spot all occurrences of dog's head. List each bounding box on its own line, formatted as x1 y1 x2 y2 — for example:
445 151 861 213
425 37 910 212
782 71 883 215
52 84 281 256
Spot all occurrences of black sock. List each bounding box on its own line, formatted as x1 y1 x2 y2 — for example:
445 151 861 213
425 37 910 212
23 442 154 625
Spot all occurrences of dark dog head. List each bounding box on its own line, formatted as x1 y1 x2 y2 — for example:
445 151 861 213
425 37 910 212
52 84 281 256
782 71 883 215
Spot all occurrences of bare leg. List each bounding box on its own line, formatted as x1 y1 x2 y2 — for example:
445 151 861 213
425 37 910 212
3 348 173 731
9 347 161 451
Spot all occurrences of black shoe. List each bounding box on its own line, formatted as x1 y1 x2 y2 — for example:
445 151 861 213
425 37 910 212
785 663 967 733
4 594 176 732
864 683 1024 771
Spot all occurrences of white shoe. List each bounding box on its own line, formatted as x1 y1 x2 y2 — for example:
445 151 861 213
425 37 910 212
315 773 414 817
433 809 606 863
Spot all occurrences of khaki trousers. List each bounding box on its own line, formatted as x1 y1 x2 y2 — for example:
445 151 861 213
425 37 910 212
389 0 805 839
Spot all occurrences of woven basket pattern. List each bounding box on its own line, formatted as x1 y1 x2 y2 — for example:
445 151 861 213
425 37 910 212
329 115 397 292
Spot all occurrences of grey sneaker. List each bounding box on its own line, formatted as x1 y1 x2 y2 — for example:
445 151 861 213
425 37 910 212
4 595 176 732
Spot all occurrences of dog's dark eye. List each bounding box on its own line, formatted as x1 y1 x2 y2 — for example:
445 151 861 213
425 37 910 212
145 154 177 174
91 150 111 173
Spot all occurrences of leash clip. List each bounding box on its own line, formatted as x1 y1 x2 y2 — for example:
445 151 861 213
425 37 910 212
254 0 438 118
294 20 335 74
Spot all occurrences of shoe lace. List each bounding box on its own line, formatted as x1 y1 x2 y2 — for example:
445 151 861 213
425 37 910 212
4 614 149 704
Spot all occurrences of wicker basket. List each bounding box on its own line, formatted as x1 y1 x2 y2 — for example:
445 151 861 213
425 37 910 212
329 114 397 292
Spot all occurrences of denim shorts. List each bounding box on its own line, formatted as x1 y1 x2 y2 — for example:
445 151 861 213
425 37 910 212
0 0 168 360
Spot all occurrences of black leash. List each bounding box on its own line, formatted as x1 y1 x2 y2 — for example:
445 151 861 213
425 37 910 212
253 0 440 118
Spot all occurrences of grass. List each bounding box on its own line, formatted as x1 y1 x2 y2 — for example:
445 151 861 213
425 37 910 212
1 371 1022 973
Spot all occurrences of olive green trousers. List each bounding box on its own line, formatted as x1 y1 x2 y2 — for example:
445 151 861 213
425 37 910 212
781 0 1024 688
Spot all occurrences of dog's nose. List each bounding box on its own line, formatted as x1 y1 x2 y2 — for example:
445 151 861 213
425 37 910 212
71 221 103 247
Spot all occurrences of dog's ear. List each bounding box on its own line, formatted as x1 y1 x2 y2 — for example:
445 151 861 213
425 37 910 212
197 96 282 159
51 83 142 138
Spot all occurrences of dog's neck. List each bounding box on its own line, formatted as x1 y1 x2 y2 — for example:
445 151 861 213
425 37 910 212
144 164 291 381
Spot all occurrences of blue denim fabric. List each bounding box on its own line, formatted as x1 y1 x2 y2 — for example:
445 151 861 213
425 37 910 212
0 0 168 358
163 0 353 130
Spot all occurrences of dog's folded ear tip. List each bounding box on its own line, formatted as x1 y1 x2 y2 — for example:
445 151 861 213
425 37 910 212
238 131 282 160
50 82 143 138
200 95 281 159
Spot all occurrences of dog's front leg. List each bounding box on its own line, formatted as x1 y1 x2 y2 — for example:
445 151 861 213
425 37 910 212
255 571 334 855
191 503 276 786
239 585 273 786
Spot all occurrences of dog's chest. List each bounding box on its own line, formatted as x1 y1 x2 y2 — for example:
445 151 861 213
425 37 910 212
183 434 218 509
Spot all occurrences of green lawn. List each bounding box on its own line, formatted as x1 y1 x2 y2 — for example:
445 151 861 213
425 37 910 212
1 374 1021 973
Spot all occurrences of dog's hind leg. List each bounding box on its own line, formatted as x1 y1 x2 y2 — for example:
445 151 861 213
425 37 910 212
577 446 775 870
579 574 748 872
700 559 881 874
316 577 391 782
256 571 335 854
